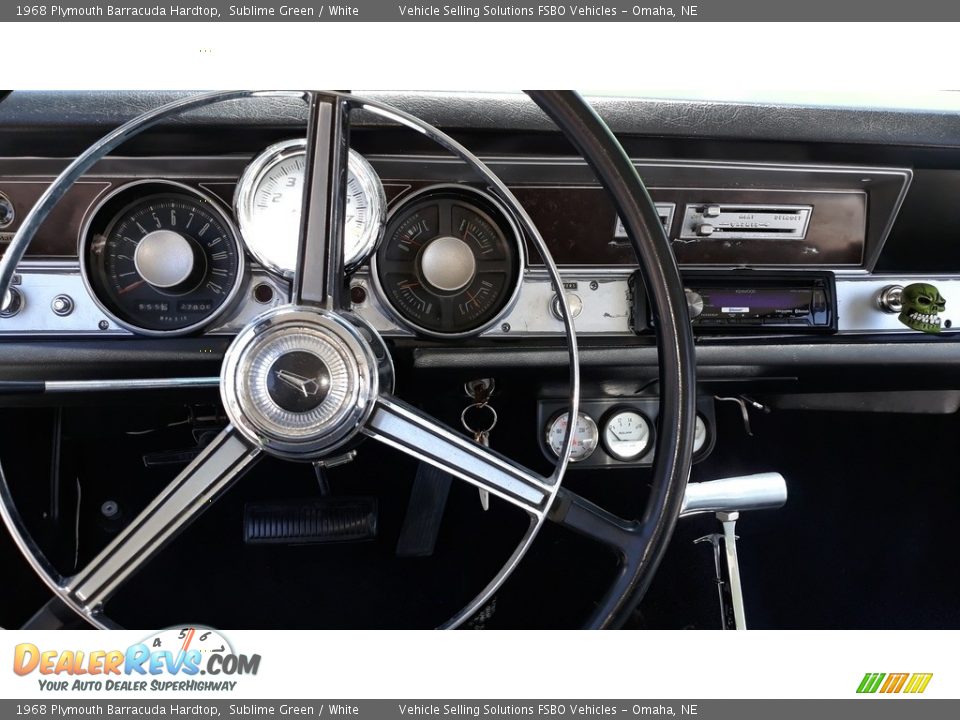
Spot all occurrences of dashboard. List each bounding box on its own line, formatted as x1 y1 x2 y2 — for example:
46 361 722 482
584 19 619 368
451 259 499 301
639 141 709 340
0 151 927 340
4 90 960 474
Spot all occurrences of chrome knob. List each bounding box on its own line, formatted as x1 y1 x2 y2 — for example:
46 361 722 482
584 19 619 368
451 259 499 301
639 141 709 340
685 288 704 319
1 287 23 318
551 292 583 320
877 285 903 314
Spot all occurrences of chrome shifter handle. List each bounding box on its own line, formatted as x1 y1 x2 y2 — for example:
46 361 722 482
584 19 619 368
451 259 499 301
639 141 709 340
680 472 787 518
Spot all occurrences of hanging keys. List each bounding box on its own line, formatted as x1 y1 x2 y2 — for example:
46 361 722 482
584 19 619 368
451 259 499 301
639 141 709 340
461 379 498 511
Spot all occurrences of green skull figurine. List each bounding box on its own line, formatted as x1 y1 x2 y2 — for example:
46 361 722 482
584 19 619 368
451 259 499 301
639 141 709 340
898 283 946 334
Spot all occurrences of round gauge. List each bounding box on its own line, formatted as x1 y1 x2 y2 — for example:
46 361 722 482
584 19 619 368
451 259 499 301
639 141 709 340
694 414 709 455
83 182 244 335
373 186 523 337
234 139 386 276
545 411 599 463
602 409 653 462
141 626 235 656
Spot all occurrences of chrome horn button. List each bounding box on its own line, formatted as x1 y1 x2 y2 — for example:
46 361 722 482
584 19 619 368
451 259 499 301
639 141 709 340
221 307 379 460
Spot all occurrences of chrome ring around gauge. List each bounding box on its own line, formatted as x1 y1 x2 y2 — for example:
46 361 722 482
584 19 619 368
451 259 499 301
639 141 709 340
371 184 525 338
602 407 654 462
80 179 246 336
234 139 386 277
545 410 599 463
221 306 379 460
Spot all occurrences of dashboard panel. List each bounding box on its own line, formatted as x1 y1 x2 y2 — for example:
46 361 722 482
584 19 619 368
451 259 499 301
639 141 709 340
0 151 920 342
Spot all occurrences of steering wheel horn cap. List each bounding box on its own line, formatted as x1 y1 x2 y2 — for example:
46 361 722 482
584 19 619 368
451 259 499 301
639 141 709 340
267 351 333 412
221 306 379 460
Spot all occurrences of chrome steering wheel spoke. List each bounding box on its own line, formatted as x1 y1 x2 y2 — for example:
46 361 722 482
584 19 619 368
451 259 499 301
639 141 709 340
292 91 350 310
64 426 260 613
364 394 556 518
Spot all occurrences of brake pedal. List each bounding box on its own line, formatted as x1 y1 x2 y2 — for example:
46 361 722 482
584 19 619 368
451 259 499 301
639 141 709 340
244 497 377 545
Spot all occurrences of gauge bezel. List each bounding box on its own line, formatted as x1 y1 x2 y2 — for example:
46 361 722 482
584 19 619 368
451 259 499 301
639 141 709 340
601 406 655 462
233 138 387 278
369 183 526 339
79 179 247 337
693 413 710 456
545 410 599 464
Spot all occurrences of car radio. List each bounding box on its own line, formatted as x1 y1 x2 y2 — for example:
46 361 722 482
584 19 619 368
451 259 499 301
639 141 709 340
631 270 837 333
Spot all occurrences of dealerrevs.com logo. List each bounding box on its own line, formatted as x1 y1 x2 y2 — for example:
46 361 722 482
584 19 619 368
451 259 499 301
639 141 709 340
857 672 933 694
13 627 261 692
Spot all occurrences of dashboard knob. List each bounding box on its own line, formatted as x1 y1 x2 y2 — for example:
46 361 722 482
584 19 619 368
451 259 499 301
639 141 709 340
685 288 704 319
877 285 903 314
551 292 583 321
1 287 23 317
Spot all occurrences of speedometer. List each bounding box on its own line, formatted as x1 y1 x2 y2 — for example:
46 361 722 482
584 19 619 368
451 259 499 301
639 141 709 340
82 181 245 336
234 139 386 277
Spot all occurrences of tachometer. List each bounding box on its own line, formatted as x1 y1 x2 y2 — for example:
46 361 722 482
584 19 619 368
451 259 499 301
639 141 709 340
234 139 386 276
372 185 523 337
82 181 245 335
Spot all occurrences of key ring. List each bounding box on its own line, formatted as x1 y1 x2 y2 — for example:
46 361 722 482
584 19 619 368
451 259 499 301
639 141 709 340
461 402 498 435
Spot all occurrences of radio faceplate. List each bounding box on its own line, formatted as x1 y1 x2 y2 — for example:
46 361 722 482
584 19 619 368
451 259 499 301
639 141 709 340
632 270 837 333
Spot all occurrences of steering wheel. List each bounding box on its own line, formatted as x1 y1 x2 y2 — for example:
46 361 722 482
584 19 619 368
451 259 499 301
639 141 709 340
0 90 696 629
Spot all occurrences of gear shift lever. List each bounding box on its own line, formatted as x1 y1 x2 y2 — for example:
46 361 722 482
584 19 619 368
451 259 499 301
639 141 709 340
682 472 787 629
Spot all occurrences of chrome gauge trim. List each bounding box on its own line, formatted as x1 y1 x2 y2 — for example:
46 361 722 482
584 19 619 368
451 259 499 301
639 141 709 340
601 407 654 462
234 139 386 277
369 183 527 340
79 179 247 338
545 410 599 463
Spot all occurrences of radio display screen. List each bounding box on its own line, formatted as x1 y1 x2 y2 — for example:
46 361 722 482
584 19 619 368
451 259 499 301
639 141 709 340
701 287 812 317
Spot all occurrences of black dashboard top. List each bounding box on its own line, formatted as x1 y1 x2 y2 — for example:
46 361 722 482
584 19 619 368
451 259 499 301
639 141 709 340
3 91 960 153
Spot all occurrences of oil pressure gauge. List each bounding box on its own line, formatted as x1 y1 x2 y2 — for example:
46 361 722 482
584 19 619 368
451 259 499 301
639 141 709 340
545 411 599 463
602 408 653 461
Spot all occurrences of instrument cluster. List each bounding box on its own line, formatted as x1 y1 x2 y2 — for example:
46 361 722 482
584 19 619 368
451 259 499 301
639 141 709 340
80 143 524 339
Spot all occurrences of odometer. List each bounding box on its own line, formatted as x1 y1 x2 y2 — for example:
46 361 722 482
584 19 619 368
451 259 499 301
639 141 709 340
83 182 244 335
373 186 523 337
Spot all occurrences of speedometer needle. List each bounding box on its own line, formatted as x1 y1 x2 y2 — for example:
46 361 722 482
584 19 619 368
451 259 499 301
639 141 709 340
118 279 145 295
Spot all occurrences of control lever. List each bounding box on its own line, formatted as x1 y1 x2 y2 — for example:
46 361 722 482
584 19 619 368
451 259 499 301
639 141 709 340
683 472 787 630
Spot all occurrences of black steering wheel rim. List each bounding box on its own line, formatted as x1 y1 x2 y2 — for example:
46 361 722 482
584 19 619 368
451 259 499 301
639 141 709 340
527 92 696 626
0 90 695 629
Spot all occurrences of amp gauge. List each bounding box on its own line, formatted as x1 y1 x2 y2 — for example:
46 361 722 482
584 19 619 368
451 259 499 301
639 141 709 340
602 408 653 462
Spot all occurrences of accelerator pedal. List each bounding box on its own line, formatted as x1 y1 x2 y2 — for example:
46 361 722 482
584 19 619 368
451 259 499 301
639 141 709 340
244 497 377 545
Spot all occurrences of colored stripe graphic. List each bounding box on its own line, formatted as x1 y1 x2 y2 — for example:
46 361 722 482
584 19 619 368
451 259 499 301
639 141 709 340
880 673 909 693
904 673 934 694
857 673 886 693
857 672 932 694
